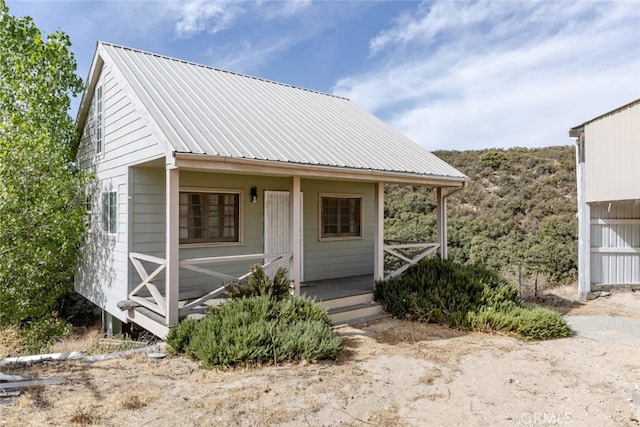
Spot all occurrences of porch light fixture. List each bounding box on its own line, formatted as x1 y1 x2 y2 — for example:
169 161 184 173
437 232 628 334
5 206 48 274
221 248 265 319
250 186 258 204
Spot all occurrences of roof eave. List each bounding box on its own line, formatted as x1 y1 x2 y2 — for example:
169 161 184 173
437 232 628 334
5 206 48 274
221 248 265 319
72 42 106 156
569 97 640 136
173 153 467 187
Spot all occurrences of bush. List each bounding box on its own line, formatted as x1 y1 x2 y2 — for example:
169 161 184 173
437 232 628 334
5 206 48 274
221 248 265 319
375 258 571 340
467 305 572 341
166 295 342 369
226 265 293 300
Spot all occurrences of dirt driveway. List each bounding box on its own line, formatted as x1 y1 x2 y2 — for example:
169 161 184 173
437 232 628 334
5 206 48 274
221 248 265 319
2 287 640 426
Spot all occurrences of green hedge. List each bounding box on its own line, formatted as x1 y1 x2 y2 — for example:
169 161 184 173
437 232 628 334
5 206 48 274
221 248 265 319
375 258 571 340
166 296 342 369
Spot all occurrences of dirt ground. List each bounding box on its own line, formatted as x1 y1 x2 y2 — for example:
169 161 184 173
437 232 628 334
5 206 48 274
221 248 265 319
2 286 640 426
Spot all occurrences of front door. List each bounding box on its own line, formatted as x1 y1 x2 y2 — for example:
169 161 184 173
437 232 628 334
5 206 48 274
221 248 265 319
264 191 303 280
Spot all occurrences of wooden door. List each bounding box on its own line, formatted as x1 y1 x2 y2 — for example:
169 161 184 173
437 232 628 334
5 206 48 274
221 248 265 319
264 191 303 280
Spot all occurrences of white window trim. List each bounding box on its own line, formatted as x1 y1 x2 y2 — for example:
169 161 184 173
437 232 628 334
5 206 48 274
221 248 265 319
178 187 244 248
318 192 364 241
102 191 117 236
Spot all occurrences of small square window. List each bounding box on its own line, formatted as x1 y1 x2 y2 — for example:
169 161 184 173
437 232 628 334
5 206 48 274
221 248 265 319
179 191 239 244
320 195 362 239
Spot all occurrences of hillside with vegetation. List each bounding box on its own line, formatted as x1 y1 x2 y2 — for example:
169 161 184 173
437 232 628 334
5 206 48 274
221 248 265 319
385 145 577 293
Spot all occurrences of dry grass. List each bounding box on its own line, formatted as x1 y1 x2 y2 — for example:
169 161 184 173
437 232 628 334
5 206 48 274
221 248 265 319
119 394 151 410
48 325 102 354
0 324 26 359
69 409 99 425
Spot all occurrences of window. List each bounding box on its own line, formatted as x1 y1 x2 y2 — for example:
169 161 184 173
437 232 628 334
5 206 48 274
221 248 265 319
102 191 117 234
320 195 362 239
85 195 92 226
95 85 103 154
179 192 240 244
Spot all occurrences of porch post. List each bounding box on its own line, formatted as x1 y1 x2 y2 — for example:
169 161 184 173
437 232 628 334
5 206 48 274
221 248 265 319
436 187 448 259
374 182 385 281
576 134 590 300
290 176 301 296
166 167 179 325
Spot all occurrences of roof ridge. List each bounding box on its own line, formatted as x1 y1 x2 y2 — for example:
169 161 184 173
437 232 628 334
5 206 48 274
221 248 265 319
97 41 350 101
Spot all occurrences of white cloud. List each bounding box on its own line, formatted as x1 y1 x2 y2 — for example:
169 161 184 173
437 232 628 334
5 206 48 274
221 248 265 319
256 0 312 19
166 0 312 39
169 0 245 38
334 0 640 150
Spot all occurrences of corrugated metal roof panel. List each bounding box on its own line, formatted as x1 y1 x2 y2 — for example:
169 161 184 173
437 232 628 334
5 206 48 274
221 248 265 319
100 42 466 180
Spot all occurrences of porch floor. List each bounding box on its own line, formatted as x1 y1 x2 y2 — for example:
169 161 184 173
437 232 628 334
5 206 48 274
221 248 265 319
301 274 375 300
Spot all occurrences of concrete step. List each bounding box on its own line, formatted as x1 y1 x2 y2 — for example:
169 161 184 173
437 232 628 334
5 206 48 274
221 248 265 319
328 301 387 325
318 292 375 310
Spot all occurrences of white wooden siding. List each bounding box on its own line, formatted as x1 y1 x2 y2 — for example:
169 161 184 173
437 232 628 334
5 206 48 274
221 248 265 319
585 102 640 202
590 200 640 284
74 62 164 320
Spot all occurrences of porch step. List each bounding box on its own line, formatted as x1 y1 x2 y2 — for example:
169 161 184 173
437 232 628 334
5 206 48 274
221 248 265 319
319 293 389 326
318 292 375 310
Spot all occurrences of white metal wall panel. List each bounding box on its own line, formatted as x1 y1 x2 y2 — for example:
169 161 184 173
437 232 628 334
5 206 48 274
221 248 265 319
590 200 640 284
97 42 466 182
584 101 640 202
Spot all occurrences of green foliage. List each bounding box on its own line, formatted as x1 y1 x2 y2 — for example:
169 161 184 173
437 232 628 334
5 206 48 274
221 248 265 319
166 296 341 369
226 264 293 300
385 146 578 288
467 306 572 340
480 149 506 170
21 316 72 353
0 1 86 350
375 258 571 340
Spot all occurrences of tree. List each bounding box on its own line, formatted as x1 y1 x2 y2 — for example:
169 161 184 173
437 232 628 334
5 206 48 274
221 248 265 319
0 1 85 349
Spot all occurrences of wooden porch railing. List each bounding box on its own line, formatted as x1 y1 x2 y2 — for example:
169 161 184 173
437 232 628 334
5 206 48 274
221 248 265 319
383 240 440 279
126 252 293 321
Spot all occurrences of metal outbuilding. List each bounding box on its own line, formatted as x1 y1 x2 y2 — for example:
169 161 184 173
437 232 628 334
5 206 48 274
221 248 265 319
570 98 640 298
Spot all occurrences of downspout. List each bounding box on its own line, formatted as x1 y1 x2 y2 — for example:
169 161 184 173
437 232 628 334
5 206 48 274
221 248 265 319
436 181 467 260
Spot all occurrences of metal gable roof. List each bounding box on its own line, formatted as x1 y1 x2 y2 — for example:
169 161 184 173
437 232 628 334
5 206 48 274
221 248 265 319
96 42 466 181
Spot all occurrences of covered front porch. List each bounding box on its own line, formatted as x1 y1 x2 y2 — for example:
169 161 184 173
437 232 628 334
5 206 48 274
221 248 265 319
120 157 464 338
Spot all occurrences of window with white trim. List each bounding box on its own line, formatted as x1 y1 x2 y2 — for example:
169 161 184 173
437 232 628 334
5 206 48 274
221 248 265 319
320 194 362 239
102 191 117 234
85 195 92 226
179 191 240 244
95 85 103 154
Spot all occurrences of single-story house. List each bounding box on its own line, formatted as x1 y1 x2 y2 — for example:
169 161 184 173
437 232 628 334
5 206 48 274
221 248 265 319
74 42 467 338
570 98 640 299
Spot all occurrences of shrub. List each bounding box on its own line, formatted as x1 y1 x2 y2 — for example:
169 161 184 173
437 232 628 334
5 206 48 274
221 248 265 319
467 306 572 340
226 264 293 300
375 258 570 340
166 295 341 369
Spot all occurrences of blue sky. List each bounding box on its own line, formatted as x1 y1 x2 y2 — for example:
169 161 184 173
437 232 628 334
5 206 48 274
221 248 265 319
6 0 640 151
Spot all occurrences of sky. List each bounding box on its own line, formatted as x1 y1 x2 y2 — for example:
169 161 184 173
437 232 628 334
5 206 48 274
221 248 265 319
5 0 640 151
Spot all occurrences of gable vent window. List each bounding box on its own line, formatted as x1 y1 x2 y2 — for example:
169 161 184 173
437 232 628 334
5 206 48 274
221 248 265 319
95 85 103 154
320 194 362 239
179 192 240 244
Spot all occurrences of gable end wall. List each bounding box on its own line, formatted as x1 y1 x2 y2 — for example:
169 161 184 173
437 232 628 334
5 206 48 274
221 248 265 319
585 103 640 203
75 62 164 321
